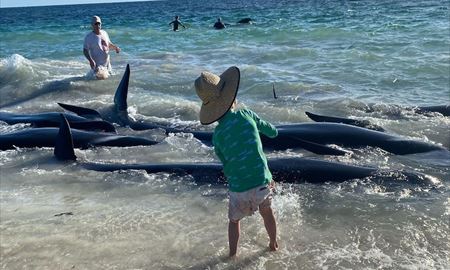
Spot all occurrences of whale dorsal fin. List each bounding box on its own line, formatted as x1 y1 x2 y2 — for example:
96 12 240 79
114 64 130 112
54 114 77 161
58 103 102 120
272 83 277 99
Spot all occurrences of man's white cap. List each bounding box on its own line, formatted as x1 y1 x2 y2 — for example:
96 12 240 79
92 16 102 25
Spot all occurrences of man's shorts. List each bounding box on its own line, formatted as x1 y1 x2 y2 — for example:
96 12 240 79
228 184 273 222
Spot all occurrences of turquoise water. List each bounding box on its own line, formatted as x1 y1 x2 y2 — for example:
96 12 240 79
1 1 449 269
1 0 449 105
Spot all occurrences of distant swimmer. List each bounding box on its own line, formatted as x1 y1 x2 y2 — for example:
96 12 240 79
213 17 226 29
237 18 253 24
83 16 121 80
169 15 186 31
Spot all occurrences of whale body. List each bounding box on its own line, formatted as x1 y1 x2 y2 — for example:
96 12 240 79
82 157 378 184
55 114 438 186
305 111 385 132
58 64 446 156
0 111 116 132
0 125 158 150
414 105 450 117
237 18 253 24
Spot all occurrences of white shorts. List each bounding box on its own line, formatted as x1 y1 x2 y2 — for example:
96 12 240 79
228 184 273 222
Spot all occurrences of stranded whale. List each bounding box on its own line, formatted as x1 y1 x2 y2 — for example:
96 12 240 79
271 85 449 117
413 105 450 117
55 114 440 186
305 111 385 132
58 64 446 155
0 125 158 150
0 111 116 132
237 18 253 24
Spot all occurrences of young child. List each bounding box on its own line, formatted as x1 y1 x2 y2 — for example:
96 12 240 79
194 66 279 257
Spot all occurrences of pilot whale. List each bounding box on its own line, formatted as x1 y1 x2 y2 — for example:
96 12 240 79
237 18 253 24
269 123 446 154
0 111 116 132
0 123 158 151
58 65 183 131
413 105 450 117
271 85 449 117
55 115 439 186
305 111 385 132
58 64 446 156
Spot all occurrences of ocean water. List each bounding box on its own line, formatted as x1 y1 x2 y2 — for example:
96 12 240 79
1 0 449 269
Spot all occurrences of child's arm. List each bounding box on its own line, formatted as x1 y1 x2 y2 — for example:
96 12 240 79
246 109 278 138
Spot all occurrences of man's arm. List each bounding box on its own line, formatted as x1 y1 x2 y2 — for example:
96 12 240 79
109 42 121 53
83 48 95 69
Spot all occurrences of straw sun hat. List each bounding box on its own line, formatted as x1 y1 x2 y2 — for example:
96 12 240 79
194 66 240 125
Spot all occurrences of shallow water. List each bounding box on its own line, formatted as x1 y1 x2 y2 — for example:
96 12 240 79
1 0 449 269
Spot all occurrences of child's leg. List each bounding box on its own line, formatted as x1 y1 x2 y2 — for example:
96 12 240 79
228 219 240 257
259 206 278 251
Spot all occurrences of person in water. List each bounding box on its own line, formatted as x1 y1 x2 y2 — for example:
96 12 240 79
213 17 226 29
194 66 279 258
169 15 186 31
83 16 120 79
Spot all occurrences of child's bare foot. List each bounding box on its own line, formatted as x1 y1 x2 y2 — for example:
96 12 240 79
269 241 278 251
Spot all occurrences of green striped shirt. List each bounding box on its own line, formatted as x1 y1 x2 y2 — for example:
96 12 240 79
213 108 278 192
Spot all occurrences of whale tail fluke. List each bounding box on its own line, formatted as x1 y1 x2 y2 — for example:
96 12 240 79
54 114 77 161
114 64 130 112
58 103 102 120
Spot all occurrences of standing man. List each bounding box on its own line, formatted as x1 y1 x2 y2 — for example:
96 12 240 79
83 16 120 79
213 17 226 29
169 15 186 31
